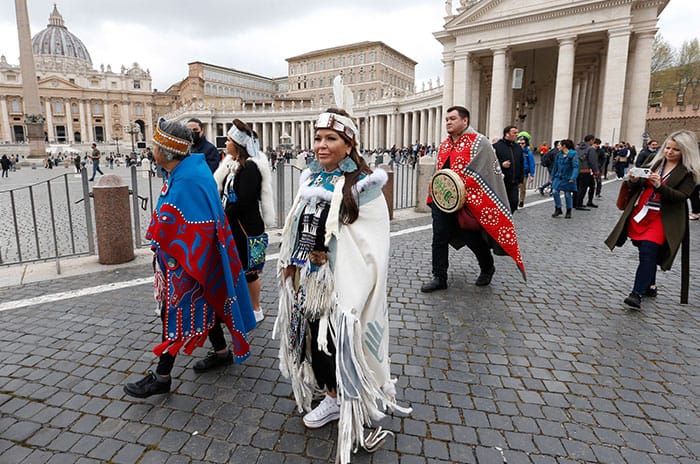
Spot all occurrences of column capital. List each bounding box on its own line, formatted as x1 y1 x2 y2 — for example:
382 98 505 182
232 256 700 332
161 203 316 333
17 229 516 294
557 36 577 47
634 29 658 41
607 27 632 39
491 47 508 56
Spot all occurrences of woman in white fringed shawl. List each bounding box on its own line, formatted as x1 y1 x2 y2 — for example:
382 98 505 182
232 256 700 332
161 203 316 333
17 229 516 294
274 108 410 463
213 119 275 324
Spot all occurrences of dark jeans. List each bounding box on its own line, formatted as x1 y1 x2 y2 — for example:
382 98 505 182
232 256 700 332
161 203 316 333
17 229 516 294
631 240 660 295
614 162 626 179
430 203 494 280
505 182 520 213
90 161 104 180
575 172 594 207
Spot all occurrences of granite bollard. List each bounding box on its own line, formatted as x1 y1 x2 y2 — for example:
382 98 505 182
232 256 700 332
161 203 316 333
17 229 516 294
93 174 135 264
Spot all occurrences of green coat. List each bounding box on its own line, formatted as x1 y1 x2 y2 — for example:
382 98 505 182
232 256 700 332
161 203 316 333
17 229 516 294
605 159 696 303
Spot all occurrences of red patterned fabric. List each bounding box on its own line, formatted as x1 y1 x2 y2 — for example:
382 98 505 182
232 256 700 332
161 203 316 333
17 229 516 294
428 129 526 279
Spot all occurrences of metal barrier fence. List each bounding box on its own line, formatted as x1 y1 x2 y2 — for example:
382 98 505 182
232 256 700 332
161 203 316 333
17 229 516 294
2 161 419 269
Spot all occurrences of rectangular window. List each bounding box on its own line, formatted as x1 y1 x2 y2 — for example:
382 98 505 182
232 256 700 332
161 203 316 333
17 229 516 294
135 104 144 116
133 80 141 89
52 101 64 114
6 74 17 82
11 99 21 113
93 103 103 115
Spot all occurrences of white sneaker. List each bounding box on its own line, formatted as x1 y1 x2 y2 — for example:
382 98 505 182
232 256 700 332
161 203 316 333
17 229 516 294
303 394 340 428
254 308 264 322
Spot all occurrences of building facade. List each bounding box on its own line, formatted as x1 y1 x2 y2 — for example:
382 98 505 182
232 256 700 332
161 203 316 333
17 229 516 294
161 41 443 152
0 5 154 147
437 0 669 147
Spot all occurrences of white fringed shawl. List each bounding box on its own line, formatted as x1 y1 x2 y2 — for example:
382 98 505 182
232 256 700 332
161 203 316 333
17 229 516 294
213 152 275 227
273 168 411 463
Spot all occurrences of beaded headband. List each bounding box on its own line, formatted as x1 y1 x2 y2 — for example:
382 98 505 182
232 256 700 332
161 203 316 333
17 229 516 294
227 124 260 159
315 112 358 143
153 119 190 156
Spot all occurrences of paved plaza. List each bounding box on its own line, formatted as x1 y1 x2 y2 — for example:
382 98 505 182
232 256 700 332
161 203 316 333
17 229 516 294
0 183 699 463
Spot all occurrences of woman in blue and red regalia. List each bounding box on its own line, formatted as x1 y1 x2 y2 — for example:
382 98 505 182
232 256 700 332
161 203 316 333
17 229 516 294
421 105 525 293
123 118 256 398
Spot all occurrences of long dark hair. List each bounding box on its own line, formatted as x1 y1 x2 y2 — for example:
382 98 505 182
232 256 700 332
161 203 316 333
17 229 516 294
321 108 372 224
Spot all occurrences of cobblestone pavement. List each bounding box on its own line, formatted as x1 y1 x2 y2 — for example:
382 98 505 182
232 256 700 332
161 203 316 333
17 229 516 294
1 190 699 463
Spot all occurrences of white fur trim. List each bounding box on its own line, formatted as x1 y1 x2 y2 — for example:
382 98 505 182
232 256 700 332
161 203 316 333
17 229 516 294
250 152 276 227
213 154 238 196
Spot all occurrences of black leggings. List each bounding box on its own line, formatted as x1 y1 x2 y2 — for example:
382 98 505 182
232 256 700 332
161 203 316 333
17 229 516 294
306 319 337 391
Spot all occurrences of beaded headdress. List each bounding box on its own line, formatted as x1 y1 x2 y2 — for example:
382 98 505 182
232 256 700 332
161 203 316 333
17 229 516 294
153 118 190 156
315 112 358 143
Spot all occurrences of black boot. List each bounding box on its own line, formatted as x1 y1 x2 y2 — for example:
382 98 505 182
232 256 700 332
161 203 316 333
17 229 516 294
475 266 495 286
552 208 563 218
421 276 447 293
565 209 572 218
193 350 234 373
124 371 171 398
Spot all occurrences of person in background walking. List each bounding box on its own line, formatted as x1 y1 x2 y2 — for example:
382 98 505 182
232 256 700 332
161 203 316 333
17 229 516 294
517 135 536 207
0 154 10 177
187 118 220 173
88 143 104 181
550 139 579 219
493 125 522 213
538 141 559 195
575 134 599 210
613 143 629 179
605 130 700 309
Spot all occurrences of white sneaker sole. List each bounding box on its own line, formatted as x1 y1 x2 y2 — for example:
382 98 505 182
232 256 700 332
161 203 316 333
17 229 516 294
303 411 339 429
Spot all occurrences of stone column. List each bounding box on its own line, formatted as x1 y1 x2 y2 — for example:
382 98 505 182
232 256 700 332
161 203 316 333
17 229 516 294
442 58 454 109
488 47 507 140
272 121 279 149
64 100 72 143
421 109 429 144
104 101 112 142
86 101 93 143
428 108 437 146
624 31 655 147
570 79 581 139
599 29 631 144
453 54 472 109
551 36 576 142
0 98 12 143
79 101 87 143
411 111 419 146
45 100 55 142
470 60 481 130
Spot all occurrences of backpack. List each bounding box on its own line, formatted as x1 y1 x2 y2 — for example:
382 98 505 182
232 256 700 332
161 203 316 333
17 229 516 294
541 148 556 168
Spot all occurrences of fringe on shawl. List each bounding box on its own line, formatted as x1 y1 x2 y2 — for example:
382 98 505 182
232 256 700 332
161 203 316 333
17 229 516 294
273 277 317 413
335 311 412 464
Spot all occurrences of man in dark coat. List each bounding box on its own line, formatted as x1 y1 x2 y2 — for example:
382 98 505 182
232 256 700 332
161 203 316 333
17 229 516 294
187 118 221 173
574 134 599 210
493 126 522 213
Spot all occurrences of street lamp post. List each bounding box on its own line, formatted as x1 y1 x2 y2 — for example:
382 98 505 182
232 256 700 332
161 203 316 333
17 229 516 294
125 124 140 153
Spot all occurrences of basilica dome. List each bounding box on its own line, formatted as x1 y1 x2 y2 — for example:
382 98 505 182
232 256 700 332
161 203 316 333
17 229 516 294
31 5 92 66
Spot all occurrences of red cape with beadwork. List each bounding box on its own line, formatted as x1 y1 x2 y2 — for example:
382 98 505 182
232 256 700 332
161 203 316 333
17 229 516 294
427 128 526 280
146 154 257 361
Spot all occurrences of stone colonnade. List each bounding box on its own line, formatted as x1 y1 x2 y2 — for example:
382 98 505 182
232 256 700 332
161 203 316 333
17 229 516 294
191 95 445 152
0 95 153 145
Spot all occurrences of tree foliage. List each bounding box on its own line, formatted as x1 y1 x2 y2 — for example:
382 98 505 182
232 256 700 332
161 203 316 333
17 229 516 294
651 36 675 73
675 39 700 105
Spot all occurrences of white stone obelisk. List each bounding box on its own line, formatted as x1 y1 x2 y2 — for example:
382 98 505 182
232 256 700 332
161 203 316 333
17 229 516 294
15 0 46 158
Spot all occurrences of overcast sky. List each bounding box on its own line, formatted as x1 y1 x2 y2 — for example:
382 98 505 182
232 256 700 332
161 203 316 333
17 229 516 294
0 0 697 91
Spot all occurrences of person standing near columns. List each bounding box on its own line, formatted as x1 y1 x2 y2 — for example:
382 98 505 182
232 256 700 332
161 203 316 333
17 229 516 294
88 143 104 181
574 134 599 210
187 118 220 173
421 106 525 292
493 126 522 213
